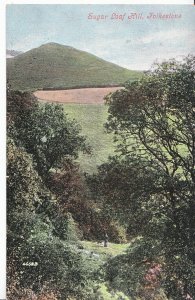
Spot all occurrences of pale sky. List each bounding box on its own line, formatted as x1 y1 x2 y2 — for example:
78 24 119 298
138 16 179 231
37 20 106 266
6 5 195 70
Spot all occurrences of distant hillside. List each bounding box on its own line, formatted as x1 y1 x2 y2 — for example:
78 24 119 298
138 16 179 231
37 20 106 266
6 49 23 58
7 42 142 91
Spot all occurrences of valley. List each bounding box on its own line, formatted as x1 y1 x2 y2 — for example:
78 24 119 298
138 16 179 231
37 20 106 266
34 87 120 173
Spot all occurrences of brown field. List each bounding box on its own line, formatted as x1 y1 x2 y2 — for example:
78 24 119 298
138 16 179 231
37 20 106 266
34 87 123 104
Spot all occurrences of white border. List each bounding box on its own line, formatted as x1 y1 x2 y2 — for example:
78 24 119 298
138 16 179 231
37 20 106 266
3 0 194 4
1 0 194 299
0 1 6 299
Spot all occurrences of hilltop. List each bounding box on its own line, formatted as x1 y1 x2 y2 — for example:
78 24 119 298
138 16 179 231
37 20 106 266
7 42 142 91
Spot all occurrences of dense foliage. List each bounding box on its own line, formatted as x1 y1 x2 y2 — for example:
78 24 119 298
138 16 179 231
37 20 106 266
7 89 88 179
89 56 195 299
7 90 103 299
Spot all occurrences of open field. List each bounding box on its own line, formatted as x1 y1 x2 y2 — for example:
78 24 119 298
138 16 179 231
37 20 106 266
64 103 115 173
34 86 123 104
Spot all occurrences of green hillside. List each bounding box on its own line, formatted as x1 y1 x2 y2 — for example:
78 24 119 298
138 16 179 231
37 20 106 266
64 103 115 174
7 42 142 91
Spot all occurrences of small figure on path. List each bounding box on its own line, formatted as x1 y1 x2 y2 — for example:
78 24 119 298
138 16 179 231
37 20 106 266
103 232 108 247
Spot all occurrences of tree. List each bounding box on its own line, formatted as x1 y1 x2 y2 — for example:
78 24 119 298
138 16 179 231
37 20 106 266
93 56 195 299
18 219 99 300
7 138 45 298
87 155 160 237
44 156 126 242
7 90 89 179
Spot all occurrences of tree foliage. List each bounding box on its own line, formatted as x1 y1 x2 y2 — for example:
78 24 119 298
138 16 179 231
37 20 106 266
91 56 195 299
7 90 102 299
7 90 89 179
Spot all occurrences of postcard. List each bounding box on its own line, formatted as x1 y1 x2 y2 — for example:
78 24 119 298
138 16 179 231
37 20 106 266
4 1 195 299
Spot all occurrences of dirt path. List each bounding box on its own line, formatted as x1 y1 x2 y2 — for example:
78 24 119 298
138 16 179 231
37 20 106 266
34 86 123 104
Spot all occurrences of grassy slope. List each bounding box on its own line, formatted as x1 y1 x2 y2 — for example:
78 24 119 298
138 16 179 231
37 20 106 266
64 103 115 174
7 42 142 91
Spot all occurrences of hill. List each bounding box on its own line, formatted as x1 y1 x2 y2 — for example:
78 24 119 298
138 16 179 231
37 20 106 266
7 42 142 91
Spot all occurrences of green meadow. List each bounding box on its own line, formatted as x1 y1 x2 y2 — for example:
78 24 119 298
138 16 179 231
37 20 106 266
64 103 115 174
